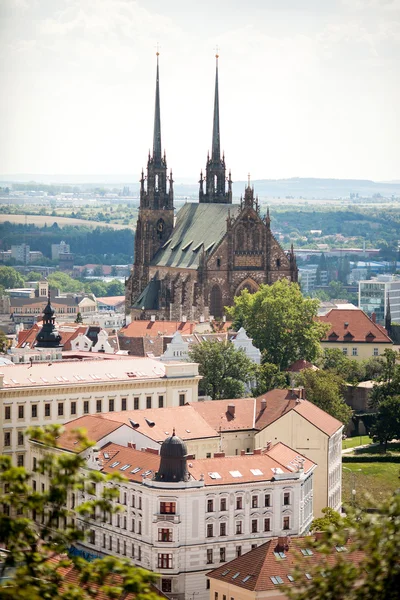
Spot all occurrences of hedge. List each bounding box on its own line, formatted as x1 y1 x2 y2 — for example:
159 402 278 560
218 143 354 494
342 454 400 463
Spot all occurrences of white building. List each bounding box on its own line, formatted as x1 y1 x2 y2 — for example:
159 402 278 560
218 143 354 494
30 425 316 600
51 241 71 261
11 244 30 265
231 327 261 364
160 331 190 362
0 357 200 462
359 274 400 324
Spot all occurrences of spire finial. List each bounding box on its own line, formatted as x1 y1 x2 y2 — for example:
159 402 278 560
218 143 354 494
172 427 176 436
211 49 220 162
248 173 251 188
153 49 162 162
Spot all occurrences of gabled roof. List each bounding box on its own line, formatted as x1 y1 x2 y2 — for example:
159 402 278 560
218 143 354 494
97 405 219 442
208 536 364 591
318 308 392 343
131 279 160 310
96 296 125 306
255 390 343 436
16 323 87 351
119 320 196 338
191 398 257 432
151 202 240 269
55 415 127 452
97 442 315 486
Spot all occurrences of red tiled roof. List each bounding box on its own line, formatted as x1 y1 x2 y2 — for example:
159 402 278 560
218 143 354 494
96 296 125 306
56 415 127 451
208 536 364 591
120 320 197 338
318 309 392 343
191 398 256 432
48 555 166 599
286 359 318 372
293 400 343 436
16 323 87 351
96 405 219 442
92 442 315 486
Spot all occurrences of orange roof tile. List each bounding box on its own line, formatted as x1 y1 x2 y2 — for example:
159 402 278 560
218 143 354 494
16 323 87 351
255 391 342 436
208 536 364 591
318 308 392 343
96 296 125 306
48 555 167 599
97 405 219 442
91 443 315 486
191 398 256 431
120 320 197 338
55 415 127 451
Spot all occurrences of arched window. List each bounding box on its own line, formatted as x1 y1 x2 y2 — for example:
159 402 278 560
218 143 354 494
253 227 260 250
236 226 244 250
214 175 218 192
155 174 159 192
210 285 223 318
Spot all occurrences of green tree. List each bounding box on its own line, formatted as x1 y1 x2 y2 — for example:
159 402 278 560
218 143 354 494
0 425 158 600
321 348 365 384
370 396 400 452
0 266 25 289
48 271 82 294
0 330 9 353
252 362 288 396
287 494 400 600
369 348 400 408
310 507 350 533
75 311 83 324
86 280 108 297
93 265 103 276
227 279 329 370
188 341 256 399
105 279 124 296
26 270 42 281
298 369 353 425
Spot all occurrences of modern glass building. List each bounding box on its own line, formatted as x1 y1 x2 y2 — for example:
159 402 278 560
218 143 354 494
358 275 400 324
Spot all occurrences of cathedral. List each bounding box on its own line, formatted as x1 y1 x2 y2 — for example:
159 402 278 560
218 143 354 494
125 55 298 321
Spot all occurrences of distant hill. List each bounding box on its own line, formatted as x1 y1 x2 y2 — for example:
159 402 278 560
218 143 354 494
1 175 400 200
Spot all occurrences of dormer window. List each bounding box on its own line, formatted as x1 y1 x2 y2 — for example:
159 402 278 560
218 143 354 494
328 331 339 341
343 331 354 341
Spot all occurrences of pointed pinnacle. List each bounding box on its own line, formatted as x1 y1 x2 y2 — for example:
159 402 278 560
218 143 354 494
211 54 220 161
153 53 162 162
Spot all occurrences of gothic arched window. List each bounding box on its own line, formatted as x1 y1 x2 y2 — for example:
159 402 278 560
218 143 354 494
236 226 245 250
155 174 159 192
253 227 260 250
210 284 223 318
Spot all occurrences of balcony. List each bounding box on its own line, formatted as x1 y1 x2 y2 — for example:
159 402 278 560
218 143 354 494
153 514 181 524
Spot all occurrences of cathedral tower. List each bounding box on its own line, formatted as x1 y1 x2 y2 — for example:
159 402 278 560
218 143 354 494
126 53 174 308
199 55 232 204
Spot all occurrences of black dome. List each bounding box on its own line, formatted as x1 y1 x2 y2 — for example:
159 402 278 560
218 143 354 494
160 432 188 459
155 430 188 483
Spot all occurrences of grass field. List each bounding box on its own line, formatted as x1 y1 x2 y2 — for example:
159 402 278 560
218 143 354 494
342 462 400 508
342 435 372 450
0 214 129 230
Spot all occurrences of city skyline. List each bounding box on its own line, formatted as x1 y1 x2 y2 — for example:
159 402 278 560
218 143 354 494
1 0 399 181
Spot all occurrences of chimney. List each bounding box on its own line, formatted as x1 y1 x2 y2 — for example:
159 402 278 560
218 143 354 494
182 315 187 322
241 449 246 456
371 312 376 323
186 454 195 460
314 531 325 541
150 315 156 322
276 536 290 552
265 440 272 451
227 404 235 417
213 452 225 458
145 447 160 455
260 399 267 411
127 442 136 449
344 321 349 329
254 448 262 455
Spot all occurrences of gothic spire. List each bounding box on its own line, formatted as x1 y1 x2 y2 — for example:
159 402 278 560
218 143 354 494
211 53 220 161
153 52 162 162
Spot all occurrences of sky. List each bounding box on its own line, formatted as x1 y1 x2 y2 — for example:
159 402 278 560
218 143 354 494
0 0 399 182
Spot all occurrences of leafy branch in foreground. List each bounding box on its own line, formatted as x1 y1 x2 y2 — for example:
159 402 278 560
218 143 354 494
0 425 158 600
286 493 400 600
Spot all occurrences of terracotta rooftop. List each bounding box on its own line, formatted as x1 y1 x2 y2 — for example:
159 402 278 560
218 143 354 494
16 323 87 351
0 356 167 388
318 308 392 343
119 320 197 338
191 398 257 432
48 555 167 599
55 415 127 452
255 390 343 436
97 442 315 486
97 405 219 442
96 296 125 306
286 359 318 372
208 536 364 591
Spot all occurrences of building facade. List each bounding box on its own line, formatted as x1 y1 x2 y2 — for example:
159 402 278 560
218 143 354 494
359 275 400 325
0 357 200 462
30 429 315 600
125 55 297 321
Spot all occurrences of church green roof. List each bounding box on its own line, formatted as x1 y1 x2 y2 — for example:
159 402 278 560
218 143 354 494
151 202 240 269
131 279 160 310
